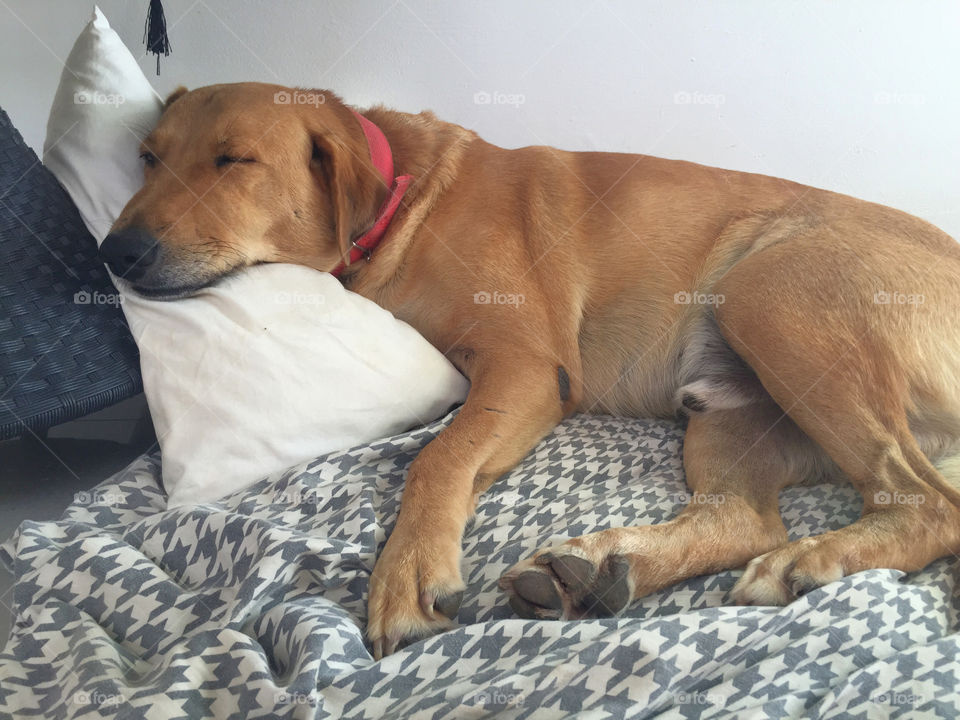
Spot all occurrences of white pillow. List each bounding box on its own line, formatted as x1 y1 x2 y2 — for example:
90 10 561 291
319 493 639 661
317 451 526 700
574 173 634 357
43 7 469 506
44 6 164 242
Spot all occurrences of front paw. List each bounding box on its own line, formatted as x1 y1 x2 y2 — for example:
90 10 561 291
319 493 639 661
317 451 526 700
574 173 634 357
367 526 466 659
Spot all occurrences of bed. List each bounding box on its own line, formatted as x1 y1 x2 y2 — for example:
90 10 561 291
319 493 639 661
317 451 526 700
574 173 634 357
1 412 957 718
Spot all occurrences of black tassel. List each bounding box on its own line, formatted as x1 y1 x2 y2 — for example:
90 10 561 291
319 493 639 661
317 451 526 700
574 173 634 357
143 0 172 76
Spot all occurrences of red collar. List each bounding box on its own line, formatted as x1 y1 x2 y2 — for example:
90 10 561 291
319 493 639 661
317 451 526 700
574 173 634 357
330 111 413 277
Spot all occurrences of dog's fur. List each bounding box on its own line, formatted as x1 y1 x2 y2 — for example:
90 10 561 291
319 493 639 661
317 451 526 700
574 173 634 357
109 83 960 658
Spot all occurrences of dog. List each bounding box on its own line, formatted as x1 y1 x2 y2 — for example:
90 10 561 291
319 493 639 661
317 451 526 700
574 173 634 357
104 82 960 659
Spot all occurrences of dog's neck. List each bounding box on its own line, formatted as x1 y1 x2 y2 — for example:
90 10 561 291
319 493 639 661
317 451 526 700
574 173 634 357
360 106 478 193
330 112 413 278
335 107 477 298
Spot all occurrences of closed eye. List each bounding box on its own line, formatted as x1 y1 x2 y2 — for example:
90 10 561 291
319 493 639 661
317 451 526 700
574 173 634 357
215 155 256 168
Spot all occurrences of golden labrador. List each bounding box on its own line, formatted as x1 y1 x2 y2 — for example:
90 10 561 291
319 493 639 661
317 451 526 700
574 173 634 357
105 83 960 659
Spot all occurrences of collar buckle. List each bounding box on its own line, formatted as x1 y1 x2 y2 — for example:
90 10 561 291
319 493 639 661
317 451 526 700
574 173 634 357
351 240 373 263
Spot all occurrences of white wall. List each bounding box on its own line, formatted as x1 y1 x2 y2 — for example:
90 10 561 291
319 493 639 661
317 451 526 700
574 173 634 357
2 1 958 237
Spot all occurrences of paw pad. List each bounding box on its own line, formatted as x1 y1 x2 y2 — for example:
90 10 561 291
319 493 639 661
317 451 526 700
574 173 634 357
504 551 633 620
420 589 463 621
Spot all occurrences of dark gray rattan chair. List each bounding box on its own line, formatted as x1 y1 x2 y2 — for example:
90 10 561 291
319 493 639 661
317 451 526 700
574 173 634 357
0 107 141 441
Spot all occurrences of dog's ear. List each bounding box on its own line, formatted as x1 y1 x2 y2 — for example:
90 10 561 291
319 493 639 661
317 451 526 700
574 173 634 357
309 120 388 265
163 86 189 112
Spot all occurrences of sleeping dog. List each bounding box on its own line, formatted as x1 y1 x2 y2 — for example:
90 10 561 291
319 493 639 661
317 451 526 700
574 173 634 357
103 83 960 659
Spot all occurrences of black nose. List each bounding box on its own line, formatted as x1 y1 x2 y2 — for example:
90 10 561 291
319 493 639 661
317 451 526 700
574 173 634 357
99 227 159 281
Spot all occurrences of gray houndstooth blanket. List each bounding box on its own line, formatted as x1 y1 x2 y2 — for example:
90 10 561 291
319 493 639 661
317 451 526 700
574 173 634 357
1 413 958 718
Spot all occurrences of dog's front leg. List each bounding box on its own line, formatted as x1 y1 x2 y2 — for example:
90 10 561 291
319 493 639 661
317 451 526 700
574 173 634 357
367 353 577 658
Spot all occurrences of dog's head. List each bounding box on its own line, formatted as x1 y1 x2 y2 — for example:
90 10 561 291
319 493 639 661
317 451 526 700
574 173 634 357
102 82 388 298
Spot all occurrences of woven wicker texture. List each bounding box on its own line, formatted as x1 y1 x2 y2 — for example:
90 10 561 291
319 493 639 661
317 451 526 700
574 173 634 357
0 107 141 441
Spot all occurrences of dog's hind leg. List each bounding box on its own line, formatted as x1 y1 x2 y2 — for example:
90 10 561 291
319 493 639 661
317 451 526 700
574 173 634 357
712 229 960 604
499 396 820 618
